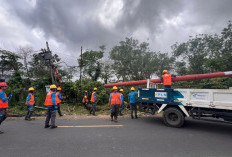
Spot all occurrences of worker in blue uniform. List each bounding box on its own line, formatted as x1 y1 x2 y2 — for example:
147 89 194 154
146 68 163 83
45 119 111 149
56 87 64 117
128 87 138 119
44 84 58 129
0 82 12 134
25 87 35 121
119 89 124 116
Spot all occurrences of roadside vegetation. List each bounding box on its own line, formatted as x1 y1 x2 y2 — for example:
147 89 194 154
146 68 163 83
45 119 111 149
1 21 232 116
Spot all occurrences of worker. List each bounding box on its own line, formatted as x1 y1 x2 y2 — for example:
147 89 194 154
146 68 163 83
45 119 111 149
44 84 58 129
109 86 121 122
119 89 124 116
0 82 12 134
56 87 64 117
128 87 138 119
82 90 89 110
161 69 172 88
25 87 35 121
90 88 97 116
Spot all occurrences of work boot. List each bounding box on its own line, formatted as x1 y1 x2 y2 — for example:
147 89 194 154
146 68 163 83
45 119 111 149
0 131 4 134
44 125 50 128
114 117 118 122
131 116 134 119
50 126 58 129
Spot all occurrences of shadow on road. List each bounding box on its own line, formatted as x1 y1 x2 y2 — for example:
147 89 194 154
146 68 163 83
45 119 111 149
139 116 232 135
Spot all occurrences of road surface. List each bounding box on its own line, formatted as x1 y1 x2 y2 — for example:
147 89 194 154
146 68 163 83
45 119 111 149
1 116 232 157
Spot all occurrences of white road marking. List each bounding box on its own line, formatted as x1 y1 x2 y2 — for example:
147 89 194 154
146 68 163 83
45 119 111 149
58 125 123 128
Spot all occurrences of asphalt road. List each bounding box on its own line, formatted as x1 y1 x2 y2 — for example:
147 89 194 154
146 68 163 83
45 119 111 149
1 116 232 157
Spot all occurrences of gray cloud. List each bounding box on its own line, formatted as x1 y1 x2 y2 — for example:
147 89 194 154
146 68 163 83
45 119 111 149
1 0 232 55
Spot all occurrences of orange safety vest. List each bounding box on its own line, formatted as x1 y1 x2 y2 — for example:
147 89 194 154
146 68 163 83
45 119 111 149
91 92 96 103
25 93 35 105
162 73 172 85
0 90 8 108
55 92 62 104
44 91 55 106
110 92 120 105
82 93 89 103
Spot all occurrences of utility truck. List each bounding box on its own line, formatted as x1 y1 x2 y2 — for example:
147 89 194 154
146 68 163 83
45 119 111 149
105 71 232 127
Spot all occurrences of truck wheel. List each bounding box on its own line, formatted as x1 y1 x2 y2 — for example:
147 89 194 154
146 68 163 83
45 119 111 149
163 107 185 128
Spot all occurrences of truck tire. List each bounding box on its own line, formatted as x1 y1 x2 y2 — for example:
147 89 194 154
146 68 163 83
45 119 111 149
163 107 185 128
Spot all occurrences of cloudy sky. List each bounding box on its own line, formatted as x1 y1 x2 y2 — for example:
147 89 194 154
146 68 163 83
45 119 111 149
0 0 232 66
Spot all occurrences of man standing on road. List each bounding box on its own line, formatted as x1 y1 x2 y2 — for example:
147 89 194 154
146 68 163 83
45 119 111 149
0 82 12 134
128 87 138 119
119 89 124 116
90 88 97 116
56 87 64 117
109 86 121 122
25 87 35 121
44 84 58 129
82 90 89 110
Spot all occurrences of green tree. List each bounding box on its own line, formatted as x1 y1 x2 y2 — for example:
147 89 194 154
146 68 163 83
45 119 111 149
110 37 158 81
78 47 104 81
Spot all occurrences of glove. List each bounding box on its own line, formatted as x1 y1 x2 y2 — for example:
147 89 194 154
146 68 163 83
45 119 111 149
8 93 13 98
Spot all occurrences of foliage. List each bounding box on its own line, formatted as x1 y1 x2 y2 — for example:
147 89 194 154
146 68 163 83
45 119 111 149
110 37 159 81
78 47 104 81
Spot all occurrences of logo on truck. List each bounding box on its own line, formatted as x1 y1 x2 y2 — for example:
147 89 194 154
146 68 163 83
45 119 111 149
155 92 167 98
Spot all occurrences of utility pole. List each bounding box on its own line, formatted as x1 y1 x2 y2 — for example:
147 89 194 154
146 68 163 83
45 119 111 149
46 41 55 84
79 46 83 87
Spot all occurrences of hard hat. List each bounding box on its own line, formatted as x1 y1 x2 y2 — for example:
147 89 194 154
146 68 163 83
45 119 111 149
119 89 124 92
131 87 135 91
28 87 35 91
57 87 61 91
85 90 88 92
113 86 118 90
50 84 57 89
0 82 8 87
163 69 168 73
94 87 97 90
84 96 87 98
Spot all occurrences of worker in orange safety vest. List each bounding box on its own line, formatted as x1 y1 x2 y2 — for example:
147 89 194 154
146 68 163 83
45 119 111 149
0 82 12 134
161 69 175 88
44 84 58 129
56 87 64 117
90 88 97 116
109 86 121 122
82 90 89 110
25 87 35 121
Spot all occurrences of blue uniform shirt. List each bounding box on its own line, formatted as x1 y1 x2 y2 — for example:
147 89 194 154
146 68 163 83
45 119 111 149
0 91 9 102
120 94 124 105
51 92 56 106
57 93 64 100
128 92 138 103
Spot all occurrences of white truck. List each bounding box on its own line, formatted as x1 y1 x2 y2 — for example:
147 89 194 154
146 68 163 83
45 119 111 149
138 87 232 127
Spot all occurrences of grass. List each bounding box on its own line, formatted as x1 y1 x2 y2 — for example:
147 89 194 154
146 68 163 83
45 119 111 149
7 103 131 117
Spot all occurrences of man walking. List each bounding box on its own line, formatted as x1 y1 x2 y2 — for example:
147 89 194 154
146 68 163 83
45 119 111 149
25 87 35 121
44 84 58 129
56 87 64 116
119 89 124 116
82 90 89 110
90 88 97 116
128 87 138 119
0 82 12 134
109 86 121 122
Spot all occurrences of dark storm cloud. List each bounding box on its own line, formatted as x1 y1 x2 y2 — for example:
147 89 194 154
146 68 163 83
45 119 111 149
2 0 232 52
4 0 186 50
